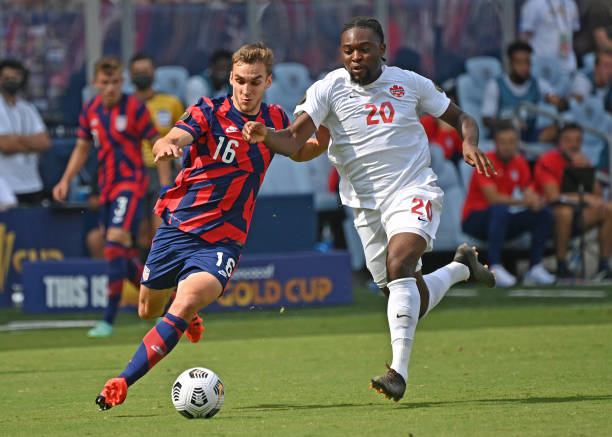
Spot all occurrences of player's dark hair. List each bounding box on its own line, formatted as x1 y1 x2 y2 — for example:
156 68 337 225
342 17 385 44
492 120 516 138
94 56 123 76
507 41 532 59
232 42 274 75
129 52 155 67
210 49 233 65
0 58 28 88
559 121 583 137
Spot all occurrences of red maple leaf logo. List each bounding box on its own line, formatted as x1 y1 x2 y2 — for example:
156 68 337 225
390 85 405 97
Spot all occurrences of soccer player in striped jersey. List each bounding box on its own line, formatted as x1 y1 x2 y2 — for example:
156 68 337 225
94 43 323 411
53 56 160 338
242 17 497 403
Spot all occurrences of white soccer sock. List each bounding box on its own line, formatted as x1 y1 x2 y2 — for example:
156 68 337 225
387 277 420 381
422 262 469 317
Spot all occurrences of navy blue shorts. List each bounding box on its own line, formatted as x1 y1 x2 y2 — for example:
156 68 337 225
141 223 241 291
100 191 144 236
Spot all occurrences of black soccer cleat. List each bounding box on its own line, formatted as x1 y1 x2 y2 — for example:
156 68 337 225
95 395 112 411
370 363 406 402
453 243 496 288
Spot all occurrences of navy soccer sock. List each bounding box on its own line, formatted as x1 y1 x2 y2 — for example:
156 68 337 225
103 242 129 325
119 312 188 386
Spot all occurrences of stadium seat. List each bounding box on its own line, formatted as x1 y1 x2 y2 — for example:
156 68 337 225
531 56 571 96
465 57 503 84
581 52 596 74
434 158 461 191
265 62 312 120
456 57 502 139
459 161 474 190
154 65 189 99
436 185 464 250
259 154 313 195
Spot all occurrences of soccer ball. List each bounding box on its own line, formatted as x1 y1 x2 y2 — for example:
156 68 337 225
171 367 225 419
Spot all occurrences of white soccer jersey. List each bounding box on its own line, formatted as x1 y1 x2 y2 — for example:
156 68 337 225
294 65 450 209
0 94 46 194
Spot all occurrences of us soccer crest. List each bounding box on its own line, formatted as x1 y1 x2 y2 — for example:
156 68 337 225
115 115 127 132
390 84 405 98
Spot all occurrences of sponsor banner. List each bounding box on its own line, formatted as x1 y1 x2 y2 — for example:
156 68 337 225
0 207 85 308
21 251 352 313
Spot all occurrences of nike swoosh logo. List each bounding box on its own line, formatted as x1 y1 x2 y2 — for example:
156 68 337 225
349 94 357 98
417 216 428 222
396 314 411 319
151 345 165 356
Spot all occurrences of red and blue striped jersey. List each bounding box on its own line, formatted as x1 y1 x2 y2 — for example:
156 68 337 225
154 95 290 245
78 93 158 202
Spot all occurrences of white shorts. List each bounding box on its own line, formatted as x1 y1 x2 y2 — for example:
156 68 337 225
352 182 444 289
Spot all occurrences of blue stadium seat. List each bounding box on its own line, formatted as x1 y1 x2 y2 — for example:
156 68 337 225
265 62 312 120
581 52 596 74
459 161 474 190
531 56 571 96
465 57 503 84
436 185 464 250
456 57 502 138
153 65 189 99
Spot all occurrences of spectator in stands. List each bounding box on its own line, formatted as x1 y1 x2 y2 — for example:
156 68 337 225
482 41 563 143
462 122 555 287
421 80 463 164
0 59 50 206
573 0 612 68
569 47 612 111
183 49 233 106
129 53 182 257
533 122 612 280
519 0 580 74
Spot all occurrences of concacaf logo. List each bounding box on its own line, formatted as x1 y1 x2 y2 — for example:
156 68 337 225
390 84 405 98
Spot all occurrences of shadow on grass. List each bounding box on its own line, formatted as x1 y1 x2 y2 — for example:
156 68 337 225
234 402 379 411
234 394 612 412
398 394 612 409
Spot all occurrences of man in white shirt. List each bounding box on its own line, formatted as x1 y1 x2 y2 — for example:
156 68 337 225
569 47 612 111
0 59 50 206
519 0 580 73
242 17 496 403
482 41 562 142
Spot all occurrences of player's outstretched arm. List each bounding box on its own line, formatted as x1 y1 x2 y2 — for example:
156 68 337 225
242 112 317 157
290 125 331 162
52 138 92 202
439 102 496 177
153 127 194 163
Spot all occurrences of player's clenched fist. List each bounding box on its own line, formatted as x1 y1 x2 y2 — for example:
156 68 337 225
153 137 183 163
242 121 268 143
52 179 69 202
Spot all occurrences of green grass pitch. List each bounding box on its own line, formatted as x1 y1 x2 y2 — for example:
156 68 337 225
1 286 611 436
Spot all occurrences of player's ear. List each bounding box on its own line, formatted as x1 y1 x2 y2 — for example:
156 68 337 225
265 73 272 90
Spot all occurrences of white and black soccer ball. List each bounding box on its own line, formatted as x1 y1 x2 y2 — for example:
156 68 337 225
171 367 224 419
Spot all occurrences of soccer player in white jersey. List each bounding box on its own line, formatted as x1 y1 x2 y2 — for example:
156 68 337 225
242 17 497 402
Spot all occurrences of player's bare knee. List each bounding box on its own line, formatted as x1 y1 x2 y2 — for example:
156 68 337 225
106 227 132 247
387 252 420 280
553 205 574 222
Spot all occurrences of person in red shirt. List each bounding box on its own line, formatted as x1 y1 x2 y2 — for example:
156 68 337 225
533 122 612 280
462 123 554 286
420 113 463 163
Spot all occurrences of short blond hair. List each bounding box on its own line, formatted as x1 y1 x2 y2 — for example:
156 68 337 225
94 56 123 77
232 42 274 75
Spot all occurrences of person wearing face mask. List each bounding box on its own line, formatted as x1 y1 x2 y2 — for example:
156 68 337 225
0 59 50 206
481 41 564 142
129 53 184 256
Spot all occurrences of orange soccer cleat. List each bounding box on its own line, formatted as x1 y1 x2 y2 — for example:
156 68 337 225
95 377 128 411
185 313 206 343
